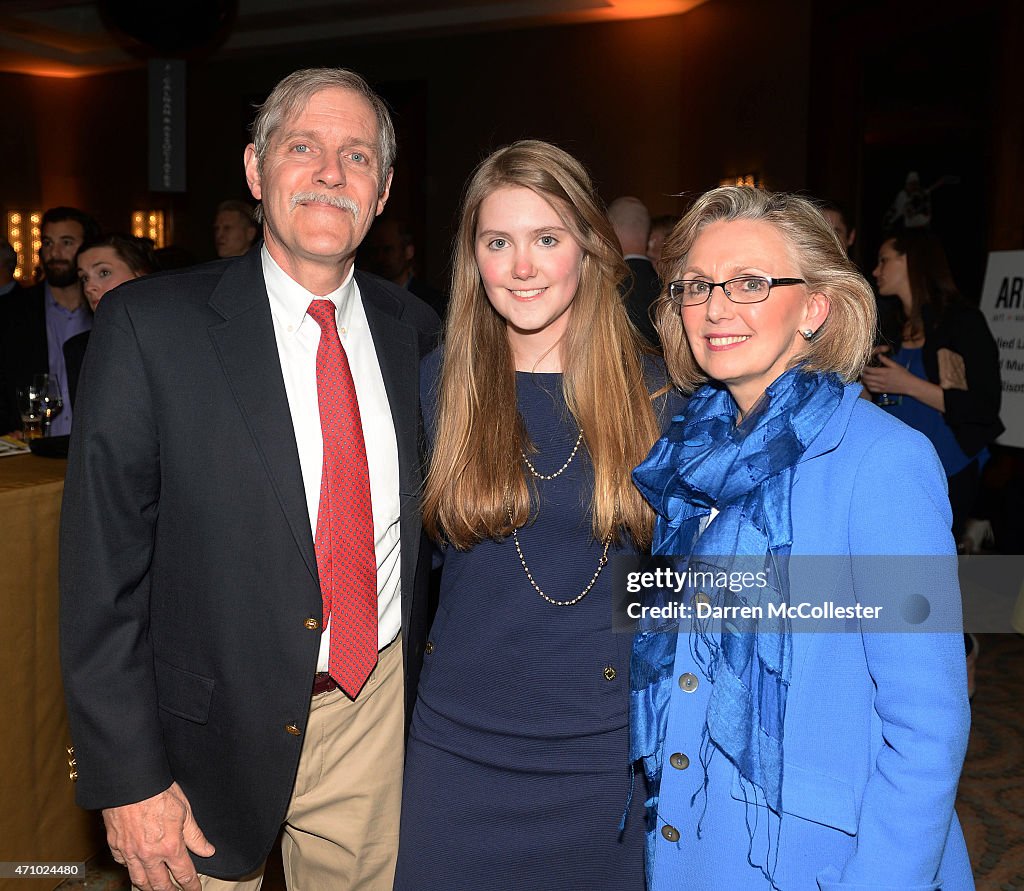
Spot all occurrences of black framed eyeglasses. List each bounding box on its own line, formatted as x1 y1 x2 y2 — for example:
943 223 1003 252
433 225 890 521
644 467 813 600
667 275 806 307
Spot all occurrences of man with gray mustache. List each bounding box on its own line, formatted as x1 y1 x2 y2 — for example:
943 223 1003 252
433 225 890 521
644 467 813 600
289 191 361 217
61 68 440 891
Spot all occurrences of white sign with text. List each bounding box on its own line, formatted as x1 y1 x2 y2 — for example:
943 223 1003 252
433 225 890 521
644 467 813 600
980 250 1024 447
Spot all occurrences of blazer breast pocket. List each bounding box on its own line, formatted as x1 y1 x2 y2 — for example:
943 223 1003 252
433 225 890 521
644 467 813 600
155 658 215 725
730 760 858 836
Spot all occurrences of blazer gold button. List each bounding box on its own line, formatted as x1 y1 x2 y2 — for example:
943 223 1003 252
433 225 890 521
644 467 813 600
603 666 617 681
661 824 680 842
66 745 75 756
679 672 699 693
304 617 320 630
669 752 689 770
424 641 435 655
69 769 78 782
693 592 711 608
285 723 302 736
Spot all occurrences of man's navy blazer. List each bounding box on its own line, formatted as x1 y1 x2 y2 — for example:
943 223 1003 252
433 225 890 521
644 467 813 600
59 247 440 878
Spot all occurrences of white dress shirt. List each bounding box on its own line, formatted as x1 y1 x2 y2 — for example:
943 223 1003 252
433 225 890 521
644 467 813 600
263 247 402 667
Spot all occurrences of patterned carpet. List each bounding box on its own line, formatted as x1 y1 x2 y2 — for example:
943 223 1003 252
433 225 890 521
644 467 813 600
61 634 1024 890
957 633 1024 890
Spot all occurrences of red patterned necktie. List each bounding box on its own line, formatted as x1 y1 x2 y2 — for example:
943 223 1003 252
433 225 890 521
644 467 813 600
307 299 378 698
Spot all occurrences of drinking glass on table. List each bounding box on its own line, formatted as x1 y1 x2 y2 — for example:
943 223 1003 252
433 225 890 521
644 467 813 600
16 385 43 440
35 374 64 437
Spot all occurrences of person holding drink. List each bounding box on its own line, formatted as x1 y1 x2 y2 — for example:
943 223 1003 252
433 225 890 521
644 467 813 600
630 187 972 889
863 230 1002 541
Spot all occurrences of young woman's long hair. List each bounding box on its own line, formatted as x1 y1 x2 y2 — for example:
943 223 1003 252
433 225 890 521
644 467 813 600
889 229 965 340
423 140 660 549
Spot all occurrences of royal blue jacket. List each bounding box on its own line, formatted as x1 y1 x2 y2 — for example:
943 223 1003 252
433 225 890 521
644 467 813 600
645 384 973 890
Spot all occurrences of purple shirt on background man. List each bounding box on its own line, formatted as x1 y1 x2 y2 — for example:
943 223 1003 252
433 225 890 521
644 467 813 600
44 283 92 435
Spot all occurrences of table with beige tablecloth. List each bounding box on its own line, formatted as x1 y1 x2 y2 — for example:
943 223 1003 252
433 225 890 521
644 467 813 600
0 455 101 890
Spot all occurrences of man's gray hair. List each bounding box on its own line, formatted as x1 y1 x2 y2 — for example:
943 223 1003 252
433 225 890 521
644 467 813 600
250 68 396 195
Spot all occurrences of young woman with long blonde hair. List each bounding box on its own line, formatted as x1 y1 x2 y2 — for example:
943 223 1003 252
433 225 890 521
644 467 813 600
394 140 684 888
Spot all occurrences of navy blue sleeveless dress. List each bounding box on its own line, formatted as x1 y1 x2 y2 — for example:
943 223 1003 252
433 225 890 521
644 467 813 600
394 352 683 890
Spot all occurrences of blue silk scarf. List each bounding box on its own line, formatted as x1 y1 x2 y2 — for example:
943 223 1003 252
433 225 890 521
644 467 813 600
630 367 843 844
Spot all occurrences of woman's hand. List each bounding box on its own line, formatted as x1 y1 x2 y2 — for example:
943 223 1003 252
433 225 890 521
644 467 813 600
860 352 917 396
860 347 946 412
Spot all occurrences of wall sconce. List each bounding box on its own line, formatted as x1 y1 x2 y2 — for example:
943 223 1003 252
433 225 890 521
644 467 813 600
132 210 166 248
6 210 42 282
720 173 763 189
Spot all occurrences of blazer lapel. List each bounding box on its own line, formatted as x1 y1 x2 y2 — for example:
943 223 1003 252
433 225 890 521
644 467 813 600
357 272 422 631
207 251 319 583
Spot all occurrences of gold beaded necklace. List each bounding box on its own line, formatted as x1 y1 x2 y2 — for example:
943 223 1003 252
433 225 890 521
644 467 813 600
509 429 612 606
520 428 584 480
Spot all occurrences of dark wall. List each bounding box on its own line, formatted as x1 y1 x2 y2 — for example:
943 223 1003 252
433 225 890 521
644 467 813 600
1 70 148 232
806 0 1020 296
175 1 812 282
0 0 813 286
670 0 813 196
4 0 1021 296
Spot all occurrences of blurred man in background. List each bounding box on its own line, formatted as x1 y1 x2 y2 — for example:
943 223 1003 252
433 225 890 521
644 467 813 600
213 199 259 258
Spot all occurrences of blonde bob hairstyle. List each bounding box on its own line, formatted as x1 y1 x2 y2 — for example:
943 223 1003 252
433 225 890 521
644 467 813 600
656 187 876 392
422 139 660 549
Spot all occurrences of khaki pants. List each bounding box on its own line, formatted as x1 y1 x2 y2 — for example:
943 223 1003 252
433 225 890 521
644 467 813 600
186 636 404 891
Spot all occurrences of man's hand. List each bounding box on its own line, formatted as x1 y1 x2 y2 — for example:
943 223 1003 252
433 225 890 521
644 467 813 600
102 782 215 891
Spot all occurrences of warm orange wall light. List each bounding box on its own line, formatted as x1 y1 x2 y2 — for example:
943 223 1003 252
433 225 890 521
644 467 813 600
132 211 166 248
553 0 709 23
0 50 126 79
7 211 42 281
720 173 764 189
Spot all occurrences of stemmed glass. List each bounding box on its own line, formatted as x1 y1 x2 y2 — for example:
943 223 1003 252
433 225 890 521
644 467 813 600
35 374 64 437
16 384 43 440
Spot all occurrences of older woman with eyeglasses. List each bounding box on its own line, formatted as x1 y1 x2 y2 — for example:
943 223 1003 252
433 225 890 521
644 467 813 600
629 187 972 890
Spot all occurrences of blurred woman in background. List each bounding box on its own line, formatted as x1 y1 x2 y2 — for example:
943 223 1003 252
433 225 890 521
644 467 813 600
863 229 1003 542
66 234 156 407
